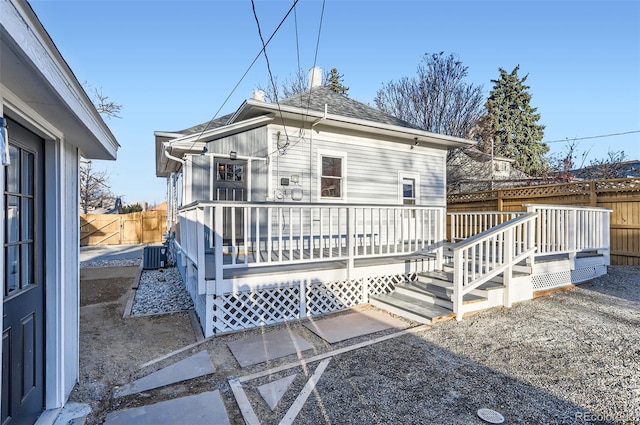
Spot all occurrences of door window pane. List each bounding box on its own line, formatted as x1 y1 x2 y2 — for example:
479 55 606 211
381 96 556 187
7 145 19 193
23 198 33 240
22 151 34 196
6 245 19 294
6 196 20 243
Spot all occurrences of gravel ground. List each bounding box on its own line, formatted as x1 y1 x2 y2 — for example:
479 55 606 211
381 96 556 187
81 257 194 316
80 264 640 424
80 258 142 268
131 267 194 315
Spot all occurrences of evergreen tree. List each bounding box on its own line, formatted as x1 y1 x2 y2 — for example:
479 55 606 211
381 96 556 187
325 68 349 95
481 66 547 176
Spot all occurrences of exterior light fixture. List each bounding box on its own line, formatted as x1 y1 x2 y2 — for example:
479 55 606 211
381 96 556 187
200 146 208 155
229 151 237 160
0 117 9 165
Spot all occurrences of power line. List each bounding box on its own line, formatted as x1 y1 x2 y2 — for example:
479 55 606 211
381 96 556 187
185 0 300 152
305 0 326 118
544 130 640 144
251 0 292 154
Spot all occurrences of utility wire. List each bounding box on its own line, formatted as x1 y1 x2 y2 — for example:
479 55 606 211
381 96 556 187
544 130 640 144
305 0 326 118
251 0 292 154
184 0 300 153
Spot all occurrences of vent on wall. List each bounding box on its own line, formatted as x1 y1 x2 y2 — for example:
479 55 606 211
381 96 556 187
143 246 166 269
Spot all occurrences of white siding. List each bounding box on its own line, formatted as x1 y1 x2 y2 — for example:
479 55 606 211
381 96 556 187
268 126 447 206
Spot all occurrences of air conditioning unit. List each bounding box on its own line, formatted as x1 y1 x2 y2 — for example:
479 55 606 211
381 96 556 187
143 246 166 270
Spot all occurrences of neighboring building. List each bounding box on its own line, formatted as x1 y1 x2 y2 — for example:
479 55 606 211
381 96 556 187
447 147 531 193
1 1 119 423
571 159 640 180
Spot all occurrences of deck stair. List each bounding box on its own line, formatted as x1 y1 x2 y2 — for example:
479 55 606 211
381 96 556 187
370 265 504 324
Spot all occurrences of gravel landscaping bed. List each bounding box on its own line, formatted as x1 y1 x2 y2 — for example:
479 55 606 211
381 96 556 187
80 258 194 316
131 267 194 315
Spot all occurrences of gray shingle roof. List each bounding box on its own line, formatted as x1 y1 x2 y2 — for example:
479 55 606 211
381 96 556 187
279 86 421 129
167 86 420 137
174 113 234 136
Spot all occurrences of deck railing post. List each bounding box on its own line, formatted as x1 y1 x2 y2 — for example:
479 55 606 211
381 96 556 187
503 226 514 308
196 207 207 295
214 205 224 295
347 207 355 280
453 248 464 321
436 207 445 270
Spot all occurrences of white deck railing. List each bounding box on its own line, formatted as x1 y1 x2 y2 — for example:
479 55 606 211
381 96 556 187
525 204 611 261
451 212 538 321
448 210 524 242
178 202 446 284
450 204 612 320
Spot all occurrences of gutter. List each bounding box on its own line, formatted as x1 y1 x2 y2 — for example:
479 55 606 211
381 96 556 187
163 142 185 164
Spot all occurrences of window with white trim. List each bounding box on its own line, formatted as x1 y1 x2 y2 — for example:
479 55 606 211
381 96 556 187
402 178 416 205
320 155 343 198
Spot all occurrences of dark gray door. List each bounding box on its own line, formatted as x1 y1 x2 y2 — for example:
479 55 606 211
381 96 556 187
215 159 247 242
2 118 45 425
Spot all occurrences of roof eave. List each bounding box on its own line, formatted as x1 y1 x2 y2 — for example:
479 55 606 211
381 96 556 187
235 100 475 149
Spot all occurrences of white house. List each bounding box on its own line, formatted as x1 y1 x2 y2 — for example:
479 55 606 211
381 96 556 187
156 69 611 338
1 1 119 423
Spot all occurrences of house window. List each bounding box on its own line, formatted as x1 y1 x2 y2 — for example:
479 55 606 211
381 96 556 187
321 156 343 198
402 178 416 205
217 163 244 182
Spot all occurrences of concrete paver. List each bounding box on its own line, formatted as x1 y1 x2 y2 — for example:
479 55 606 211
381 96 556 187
114 351 214 398
303 309 407 343
227 329 314 368
103 391 230 425
257 373 298 411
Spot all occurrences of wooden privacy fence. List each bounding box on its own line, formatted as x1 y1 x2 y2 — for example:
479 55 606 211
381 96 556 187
80 211 167 246
447 177 640 266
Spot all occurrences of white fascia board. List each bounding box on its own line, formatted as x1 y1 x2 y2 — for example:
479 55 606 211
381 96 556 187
234 99 475 149
158 114 275 176
2 0 119 158
154 131 186 138
168 114 275 147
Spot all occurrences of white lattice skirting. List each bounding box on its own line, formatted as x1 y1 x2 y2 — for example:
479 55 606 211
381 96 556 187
210 273 416 335
532 265 607 291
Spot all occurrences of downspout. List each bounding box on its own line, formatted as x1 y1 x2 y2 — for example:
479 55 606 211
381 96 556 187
310 104 328 202
163 142 185 165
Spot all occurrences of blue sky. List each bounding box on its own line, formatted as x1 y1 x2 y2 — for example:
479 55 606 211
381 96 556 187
29 0 640 205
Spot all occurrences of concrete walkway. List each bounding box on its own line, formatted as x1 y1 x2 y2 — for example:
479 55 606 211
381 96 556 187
80 244 148 262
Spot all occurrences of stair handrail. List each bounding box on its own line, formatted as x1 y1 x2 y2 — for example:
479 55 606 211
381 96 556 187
451 212 538 321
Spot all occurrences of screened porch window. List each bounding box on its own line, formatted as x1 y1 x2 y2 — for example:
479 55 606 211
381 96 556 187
321 156 343 198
